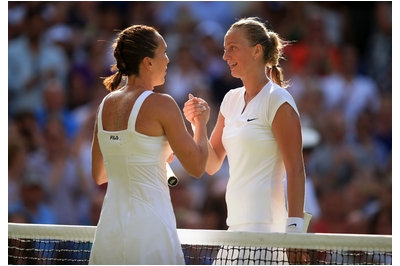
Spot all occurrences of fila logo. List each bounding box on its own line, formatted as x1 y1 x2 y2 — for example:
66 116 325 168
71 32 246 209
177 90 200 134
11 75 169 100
110 135 119 140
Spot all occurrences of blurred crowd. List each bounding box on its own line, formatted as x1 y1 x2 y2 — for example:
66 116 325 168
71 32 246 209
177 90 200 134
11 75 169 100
8 1 391 236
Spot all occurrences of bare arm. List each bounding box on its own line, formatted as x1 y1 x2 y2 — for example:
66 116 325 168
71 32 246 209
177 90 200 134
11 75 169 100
272 102 305 218
158 94 209 178
183 97 226 175
91 107 108 185
206 112 226 175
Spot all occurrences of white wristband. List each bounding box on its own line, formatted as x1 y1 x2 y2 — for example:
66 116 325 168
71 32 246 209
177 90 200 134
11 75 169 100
286 217 304 233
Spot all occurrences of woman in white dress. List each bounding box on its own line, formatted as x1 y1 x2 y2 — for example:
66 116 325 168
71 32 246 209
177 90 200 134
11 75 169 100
184 17 309 264
89 25 210 265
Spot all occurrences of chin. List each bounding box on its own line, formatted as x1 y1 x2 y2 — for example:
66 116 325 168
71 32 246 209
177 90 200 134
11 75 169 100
230 72 240 79
156 80 165 87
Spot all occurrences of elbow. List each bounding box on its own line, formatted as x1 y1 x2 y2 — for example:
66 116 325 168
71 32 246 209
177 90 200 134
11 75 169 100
205 163 221 176
94 178 106 186
191 173 203 179
206 169 217 176
92 172 107 185
190 166 206 179
187 161 207 178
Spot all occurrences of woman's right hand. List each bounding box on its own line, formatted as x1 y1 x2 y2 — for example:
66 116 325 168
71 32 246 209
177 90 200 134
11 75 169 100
183 94 210 125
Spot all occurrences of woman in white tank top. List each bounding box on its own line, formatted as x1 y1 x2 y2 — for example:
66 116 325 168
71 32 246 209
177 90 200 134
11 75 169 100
89 24 210 265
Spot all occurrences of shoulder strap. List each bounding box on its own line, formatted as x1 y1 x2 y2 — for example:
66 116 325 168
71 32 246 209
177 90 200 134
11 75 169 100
96 94 109 132
127 90 153 130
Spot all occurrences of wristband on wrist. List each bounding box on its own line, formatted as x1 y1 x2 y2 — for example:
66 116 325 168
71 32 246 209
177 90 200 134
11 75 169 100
286 217 304 233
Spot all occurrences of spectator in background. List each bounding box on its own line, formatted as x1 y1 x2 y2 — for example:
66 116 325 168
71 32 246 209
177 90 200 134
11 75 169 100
283 5 341 78
350 109 390 176
319 43 381 140
163 45 212 108
194 20 226 83
67 65 96 121
373 93 392 154
8 211 30 224
279 3 344 114
170 178 204 229
35 77 79 142
309 186 348 233
12 110 44 155
8 4 69 117
8 170 57 225
344 210 370 235
365 1 392 94
8 2 27 40
26 115 91 225
42 2 75 60
153 2 236 32
200 190 228 230
369 205 392 235
288 78 325 129
307 110 357 191
8 128 28 207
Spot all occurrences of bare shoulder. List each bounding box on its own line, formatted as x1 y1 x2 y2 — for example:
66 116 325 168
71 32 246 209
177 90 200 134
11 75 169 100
143 92 180 115
147 92 176 105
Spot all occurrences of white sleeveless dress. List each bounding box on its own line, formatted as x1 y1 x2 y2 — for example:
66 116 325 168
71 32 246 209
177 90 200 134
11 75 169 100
89 90 185 265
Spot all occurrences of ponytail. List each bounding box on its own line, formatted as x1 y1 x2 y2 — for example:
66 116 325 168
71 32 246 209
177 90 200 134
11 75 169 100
270 65 289 89
102 64 123 92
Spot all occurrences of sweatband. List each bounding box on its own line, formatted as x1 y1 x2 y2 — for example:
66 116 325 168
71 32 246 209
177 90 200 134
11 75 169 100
286 217 304 233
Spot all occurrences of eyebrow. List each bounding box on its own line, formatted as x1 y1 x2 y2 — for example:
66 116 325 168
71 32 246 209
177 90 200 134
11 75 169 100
223 41 236 49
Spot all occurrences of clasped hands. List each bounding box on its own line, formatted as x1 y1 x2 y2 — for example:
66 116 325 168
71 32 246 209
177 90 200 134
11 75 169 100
183 93 210 125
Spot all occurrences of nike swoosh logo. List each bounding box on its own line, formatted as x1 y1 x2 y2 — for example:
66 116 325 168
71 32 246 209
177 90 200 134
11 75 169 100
247 118 258 122
287 223 297 227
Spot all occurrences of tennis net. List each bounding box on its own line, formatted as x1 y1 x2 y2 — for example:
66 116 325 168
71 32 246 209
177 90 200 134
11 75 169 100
8 222 392 265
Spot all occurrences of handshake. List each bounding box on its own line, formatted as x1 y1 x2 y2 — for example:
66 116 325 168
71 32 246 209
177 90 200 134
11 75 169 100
183 94 210 125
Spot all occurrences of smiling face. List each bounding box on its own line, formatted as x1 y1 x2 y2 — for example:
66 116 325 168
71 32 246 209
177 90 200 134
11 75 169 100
152 33 170 86
222 29 257 79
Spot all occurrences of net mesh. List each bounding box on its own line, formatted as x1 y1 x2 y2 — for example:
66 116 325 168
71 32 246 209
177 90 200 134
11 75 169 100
8 223 392 265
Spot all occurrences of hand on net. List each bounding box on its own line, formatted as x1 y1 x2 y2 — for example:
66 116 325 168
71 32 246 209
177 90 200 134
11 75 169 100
285 248 310 265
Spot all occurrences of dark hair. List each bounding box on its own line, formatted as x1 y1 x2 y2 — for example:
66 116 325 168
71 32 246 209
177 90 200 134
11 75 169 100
229 17 290 88
103 25 159 91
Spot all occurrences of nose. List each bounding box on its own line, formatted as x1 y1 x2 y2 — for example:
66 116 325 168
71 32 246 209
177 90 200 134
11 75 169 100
222 50 229 61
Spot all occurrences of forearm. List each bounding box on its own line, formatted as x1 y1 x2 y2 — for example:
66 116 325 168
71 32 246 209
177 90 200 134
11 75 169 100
286 169 306 218
192 120 209 160
205 141 224 175
191 123 222 175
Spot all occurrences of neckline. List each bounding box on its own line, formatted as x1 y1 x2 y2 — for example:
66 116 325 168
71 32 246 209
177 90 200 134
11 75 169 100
241 82 269 114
